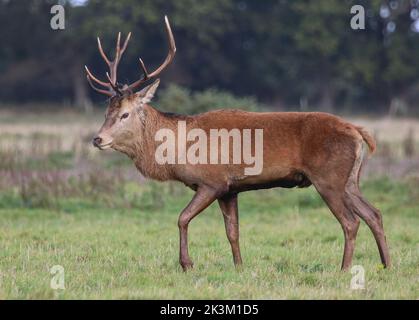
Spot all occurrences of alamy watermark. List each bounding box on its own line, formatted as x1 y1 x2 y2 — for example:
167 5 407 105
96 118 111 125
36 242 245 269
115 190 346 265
351 5 365 30
350 265 365 290
50 4 65 30
154 121 264 176
50 265 65 290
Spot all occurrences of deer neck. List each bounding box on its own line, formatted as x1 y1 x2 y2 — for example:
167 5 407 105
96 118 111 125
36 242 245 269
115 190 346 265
124 104 180 181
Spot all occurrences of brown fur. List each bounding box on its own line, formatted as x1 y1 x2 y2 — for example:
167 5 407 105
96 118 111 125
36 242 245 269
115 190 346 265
93 93 390 271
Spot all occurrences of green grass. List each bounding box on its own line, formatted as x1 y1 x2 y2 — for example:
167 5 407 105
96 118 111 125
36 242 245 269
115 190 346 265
0 179 418 299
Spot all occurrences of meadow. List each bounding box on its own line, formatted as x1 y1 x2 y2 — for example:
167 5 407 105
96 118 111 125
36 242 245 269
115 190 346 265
0 109 418 299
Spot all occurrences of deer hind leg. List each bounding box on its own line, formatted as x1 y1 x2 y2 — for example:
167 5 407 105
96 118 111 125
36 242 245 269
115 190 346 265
344 190 391 268
313 182 361 271
218 194 243 267
309 140 366 270
344 145 391 268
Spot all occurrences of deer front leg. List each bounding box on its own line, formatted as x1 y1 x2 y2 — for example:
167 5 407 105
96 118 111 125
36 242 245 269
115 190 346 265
218 194 243 267
178 186 217 271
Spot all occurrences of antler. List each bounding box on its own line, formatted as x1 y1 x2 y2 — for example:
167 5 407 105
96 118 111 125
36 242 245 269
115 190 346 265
85 31 131 96
85 16 176 97
126 15 176 92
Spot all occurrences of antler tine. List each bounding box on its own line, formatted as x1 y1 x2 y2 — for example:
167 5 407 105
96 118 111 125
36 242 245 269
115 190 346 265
164 15 176 56
120 32 132 56
86 75 114 97
115 32 121 61
85 65 110 88
106 72 123 95
146 15 176 79
97 37 111 66
138 58 149 80
127 16 176 92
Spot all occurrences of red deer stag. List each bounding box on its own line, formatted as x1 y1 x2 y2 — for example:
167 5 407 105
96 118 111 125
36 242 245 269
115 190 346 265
85 16 390 271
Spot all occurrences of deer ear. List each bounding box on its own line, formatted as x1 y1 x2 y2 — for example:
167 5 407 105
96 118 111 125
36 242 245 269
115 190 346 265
134 79 160 106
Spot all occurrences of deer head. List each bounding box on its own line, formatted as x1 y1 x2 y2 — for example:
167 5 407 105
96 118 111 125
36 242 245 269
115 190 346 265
86 16 176 150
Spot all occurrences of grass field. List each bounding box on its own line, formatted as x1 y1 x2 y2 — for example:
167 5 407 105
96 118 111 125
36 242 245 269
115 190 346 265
0 109 418 299
0 178 417 299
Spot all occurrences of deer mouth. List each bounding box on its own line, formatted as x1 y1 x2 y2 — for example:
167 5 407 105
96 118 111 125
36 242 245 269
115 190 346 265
97 141 113 150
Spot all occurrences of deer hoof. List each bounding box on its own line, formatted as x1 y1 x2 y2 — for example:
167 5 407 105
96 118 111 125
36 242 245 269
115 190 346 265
180 260 194 271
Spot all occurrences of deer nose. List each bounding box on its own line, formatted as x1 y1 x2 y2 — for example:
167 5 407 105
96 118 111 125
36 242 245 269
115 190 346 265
93 136 102 147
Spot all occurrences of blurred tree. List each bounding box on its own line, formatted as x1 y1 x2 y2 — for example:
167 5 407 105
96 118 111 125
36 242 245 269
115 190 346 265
380 0 419 114
0 0 58 102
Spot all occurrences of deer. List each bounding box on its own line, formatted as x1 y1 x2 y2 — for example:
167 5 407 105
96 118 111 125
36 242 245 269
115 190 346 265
85 16 390 272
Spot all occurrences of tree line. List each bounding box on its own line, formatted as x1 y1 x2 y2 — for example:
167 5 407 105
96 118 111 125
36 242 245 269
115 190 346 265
1 0 419 115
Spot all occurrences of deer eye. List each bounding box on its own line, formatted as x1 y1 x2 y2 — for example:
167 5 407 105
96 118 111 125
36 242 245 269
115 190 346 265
120 113 129 120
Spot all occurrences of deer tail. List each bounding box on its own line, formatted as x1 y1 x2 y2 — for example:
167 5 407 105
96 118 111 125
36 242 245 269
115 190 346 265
356 126 376 155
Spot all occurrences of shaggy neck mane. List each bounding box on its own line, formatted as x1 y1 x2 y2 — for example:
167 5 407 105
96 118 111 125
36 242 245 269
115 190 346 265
116 104 188 181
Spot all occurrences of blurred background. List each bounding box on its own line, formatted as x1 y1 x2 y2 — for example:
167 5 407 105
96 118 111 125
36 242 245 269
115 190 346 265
0 0 419 210
2 0 419 113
